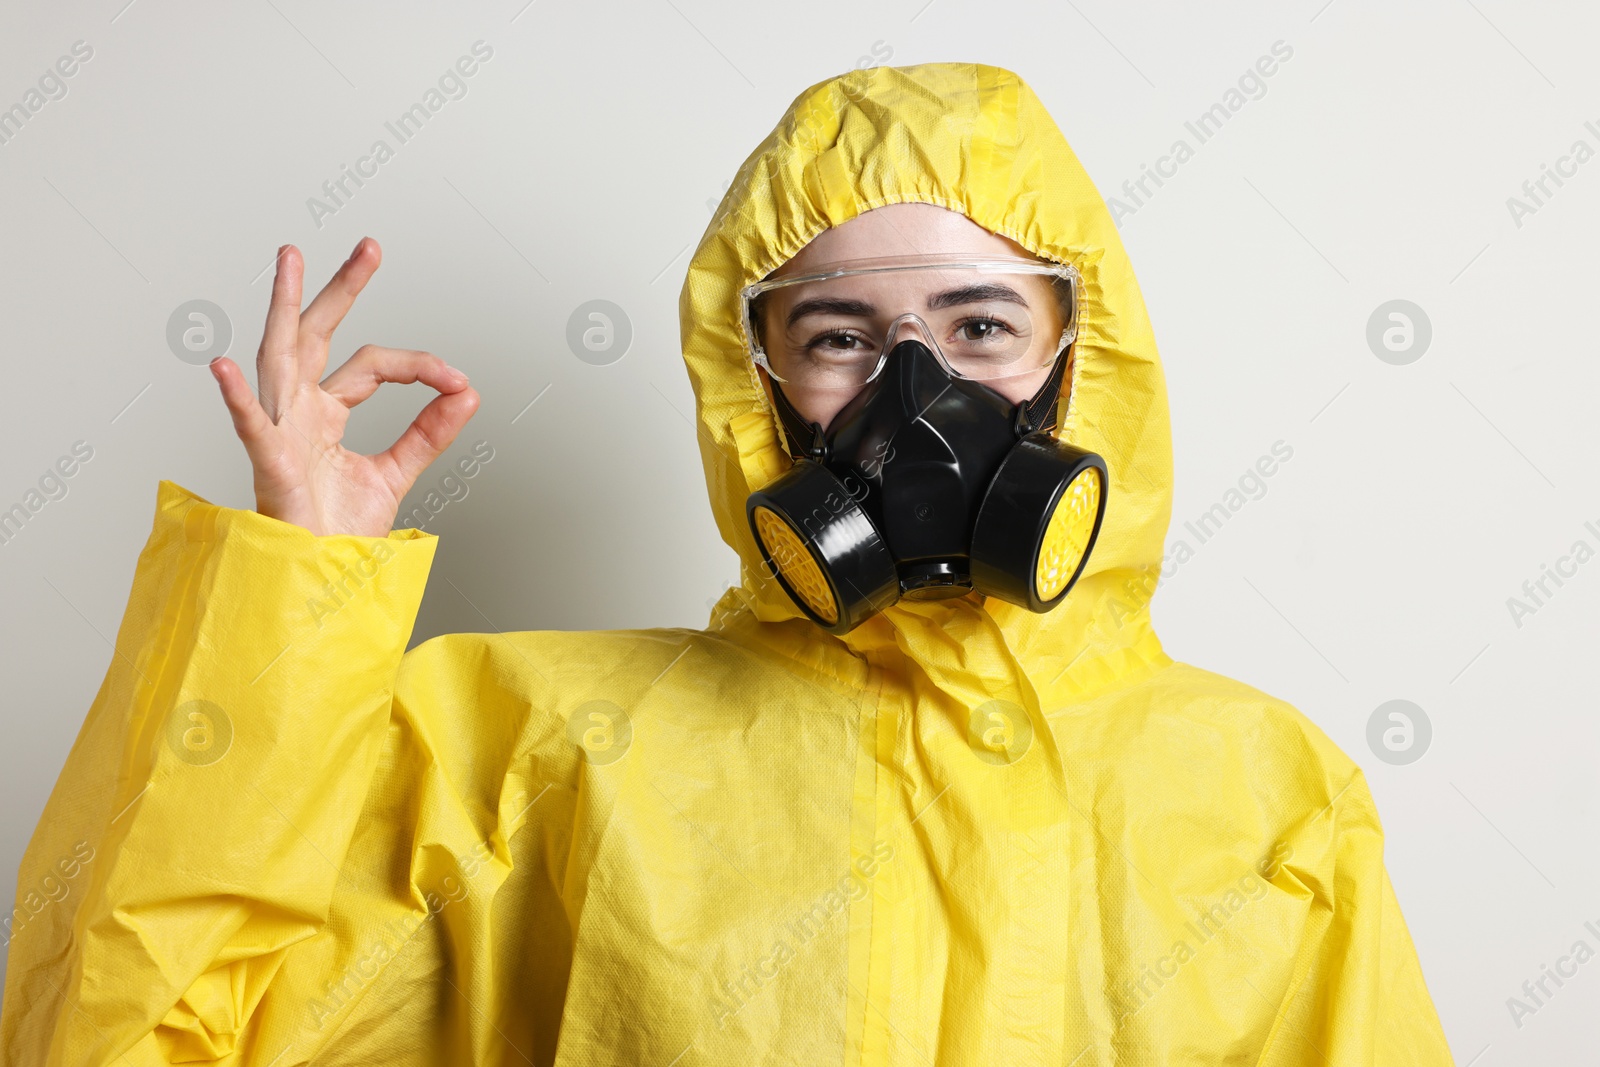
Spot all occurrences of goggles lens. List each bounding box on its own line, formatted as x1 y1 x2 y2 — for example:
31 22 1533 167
742 258 1080 392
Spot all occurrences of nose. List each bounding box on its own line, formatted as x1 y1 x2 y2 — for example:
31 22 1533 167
881 313 941 360
886 332 955 419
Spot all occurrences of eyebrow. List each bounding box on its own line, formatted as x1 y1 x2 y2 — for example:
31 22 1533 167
785 297 875 328
784 283 1030 328
927 283 1030 311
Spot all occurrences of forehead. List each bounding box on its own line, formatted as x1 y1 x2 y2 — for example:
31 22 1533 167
769 202 1037 279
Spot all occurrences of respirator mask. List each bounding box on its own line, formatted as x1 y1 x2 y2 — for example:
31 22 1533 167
740 254 1109 635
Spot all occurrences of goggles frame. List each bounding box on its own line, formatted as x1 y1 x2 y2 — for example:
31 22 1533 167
740 254 1083 387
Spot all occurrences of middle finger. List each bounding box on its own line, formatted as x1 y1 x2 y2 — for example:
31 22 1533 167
297 237 383 381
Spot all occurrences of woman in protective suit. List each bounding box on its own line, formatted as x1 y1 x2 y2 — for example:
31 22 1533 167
1 63 1454 1065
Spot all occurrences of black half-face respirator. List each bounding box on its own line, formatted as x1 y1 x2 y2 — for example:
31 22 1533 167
740 256 1108 635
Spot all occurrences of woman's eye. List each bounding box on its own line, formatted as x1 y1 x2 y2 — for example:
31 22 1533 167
809 331 870 352
956 318 1011 342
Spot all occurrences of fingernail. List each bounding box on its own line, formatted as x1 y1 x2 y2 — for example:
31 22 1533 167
349 237 365 260
448 365 469 382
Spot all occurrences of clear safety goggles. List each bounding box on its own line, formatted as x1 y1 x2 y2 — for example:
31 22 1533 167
741 254 1081 393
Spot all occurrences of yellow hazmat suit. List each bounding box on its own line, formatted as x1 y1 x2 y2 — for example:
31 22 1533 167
2 63 1453 1065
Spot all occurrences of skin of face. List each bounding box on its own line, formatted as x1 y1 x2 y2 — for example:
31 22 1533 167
753 202 1071 431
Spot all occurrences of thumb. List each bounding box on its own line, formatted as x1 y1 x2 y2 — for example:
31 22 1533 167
379 387 481 492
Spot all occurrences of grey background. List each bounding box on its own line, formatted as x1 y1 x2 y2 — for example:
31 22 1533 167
2 0 1595 1058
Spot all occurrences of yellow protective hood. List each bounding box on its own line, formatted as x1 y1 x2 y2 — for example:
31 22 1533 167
683 62 1171 700
2 61 1454 1067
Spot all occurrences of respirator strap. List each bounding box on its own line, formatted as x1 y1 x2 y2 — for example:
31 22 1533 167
769 379 828 462
1020 348 1072 434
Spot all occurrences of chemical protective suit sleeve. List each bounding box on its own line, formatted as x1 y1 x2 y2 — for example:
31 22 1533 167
1 480 437 1066
1331 789 1455 1063
1251 766 1453 1064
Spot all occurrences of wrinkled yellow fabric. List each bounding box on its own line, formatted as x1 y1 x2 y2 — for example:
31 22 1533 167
2 63 1454 1065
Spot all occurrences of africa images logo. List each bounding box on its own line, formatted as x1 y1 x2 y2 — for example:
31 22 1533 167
1105 40 1294 227
305 41 494 228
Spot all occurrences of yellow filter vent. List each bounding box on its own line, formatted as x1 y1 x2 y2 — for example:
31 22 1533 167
753 506 838 624
1035 468 1102 602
